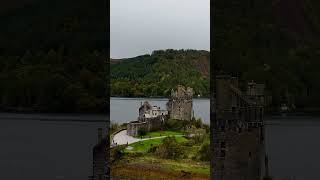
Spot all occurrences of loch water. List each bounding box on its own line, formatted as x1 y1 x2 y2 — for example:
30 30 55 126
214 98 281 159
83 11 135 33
0 113 106 180
265 116 320 180
110 97 210 124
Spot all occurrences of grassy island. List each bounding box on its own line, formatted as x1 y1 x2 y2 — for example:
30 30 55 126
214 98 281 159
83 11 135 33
110 118 210 180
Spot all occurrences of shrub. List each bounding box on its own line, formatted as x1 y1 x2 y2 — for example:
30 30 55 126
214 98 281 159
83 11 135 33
163 119 186 131
111 145 125 161
198 142 210 161
154 136 185 159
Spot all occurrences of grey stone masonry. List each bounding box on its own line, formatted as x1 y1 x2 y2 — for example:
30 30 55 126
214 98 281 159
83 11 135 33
212 75 267 180
167 85 193 120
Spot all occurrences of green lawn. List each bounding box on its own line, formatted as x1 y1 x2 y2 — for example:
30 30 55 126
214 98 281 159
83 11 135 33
126 136 187 153
141 130 183 139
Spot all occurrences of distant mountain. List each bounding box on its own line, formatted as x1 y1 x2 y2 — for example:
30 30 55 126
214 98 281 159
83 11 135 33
111 49 210 97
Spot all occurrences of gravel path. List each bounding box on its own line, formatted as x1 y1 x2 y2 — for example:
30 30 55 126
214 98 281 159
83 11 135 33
111 129 183 146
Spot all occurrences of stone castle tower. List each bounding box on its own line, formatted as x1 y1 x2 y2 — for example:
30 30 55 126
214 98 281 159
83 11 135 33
212 75 267 180
166 85 193 120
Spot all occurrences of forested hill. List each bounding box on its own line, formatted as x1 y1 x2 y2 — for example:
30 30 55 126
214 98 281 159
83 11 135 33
0 0 107 113
213 0 320 111
111 49 210 97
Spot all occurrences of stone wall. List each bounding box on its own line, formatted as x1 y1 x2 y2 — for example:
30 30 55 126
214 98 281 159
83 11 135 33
127 121 147 136
167 85 193 120
212 75 266 180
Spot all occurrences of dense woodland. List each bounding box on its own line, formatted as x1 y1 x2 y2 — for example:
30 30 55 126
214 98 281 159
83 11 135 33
0 0 108 112
213 0 320 111
111 49 210 97
2 0 320 112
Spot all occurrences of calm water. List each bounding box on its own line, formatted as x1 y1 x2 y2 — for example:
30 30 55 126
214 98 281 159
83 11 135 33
110 97 210 124
265 116 320 180
0 113 106 180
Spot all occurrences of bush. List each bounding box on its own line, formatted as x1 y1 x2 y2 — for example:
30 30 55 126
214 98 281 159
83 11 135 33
198 142 210 161
191 117 203 128
190 130 207 145
111 145 125 161
154 136 185 159
163 119 187 131
148 145 158 153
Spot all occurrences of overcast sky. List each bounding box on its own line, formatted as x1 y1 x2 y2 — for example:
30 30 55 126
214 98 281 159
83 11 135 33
111 0 210 59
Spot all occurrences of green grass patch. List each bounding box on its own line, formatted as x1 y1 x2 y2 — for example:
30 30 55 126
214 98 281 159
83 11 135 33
126 136 187 153
141 131 183 139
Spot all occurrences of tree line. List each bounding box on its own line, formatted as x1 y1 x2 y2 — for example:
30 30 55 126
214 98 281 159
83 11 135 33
111 49 210 98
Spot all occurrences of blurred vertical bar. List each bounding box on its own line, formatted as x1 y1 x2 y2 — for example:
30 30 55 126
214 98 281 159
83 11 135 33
210 0 215 179
0 0 109 179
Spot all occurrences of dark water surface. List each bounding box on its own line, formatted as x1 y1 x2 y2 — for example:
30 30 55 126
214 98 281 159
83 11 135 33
266 116 320 180
0 113 106 180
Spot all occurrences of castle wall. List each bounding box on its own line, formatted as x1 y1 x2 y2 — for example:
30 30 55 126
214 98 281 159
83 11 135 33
167 85 193 120
167 99 193 120
127 122 147 136
216 76 233 112
127 116 165 137
213 75 266 180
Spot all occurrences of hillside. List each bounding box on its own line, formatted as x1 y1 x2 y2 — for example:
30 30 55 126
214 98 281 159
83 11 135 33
0 0 108 113
213 0 320 111
111 49 210 97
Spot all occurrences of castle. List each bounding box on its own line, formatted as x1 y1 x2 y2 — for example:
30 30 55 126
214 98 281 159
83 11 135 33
212 75 268 180
127 102 168 136
127 85 194 136
167 85 193 121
